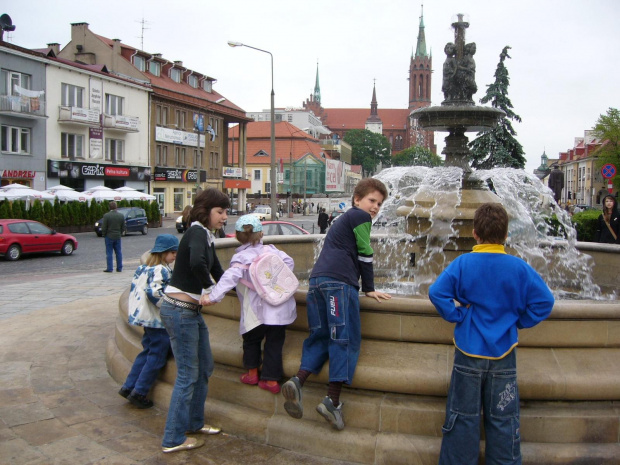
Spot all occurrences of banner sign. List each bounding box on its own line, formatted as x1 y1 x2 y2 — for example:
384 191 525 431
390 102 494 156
155 126 204 148
325 159 346 192
223 167 243 178
89 127 103 159
47 160 151 182
153 167 206 183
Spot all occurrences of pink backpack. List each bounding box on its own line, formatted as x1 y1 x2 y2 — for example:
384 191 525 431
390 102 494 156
234 246 299 306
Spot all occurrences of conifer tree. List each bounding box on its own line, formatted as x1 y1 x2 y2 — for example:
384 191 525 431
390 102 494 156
469 46 526 169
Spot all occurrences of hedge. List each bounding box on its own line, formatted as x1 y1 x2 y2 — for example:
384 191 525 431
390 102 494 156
571 210 601 242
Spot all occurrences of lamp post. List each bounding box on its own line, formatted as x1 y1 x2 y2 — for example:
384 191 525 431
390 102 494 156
228 41 277 220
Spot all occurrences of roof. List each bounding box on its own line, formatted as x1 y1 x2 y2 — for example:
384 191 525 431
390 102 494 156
323 108 409 131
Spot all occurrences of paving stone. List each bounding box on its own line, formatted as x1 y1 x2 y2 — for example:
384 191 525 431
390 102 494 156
12 417 81 446
37 435 113 464
0 437 47 464
101 430 162 461
50 398 108 426
0 401 54 427
0 387 38 407
70 415 144 442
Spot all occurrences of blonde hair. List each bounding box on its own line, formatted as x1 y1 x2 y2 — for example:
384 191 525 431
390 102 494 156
235 224 263 245
145 251 169 267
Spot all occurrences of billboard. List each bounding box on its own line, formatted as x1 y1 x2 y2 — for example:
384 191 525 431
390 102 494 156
325 159 346 192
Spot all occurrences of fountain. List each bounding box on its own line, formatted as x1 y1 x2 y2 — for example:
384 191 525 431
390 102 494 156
105 15 620 465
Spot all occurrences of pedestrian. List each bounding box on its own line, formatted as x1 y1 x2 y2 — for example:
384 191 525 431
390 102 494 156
159 188 229 453
119 234 179 409
181 205 192 232
281 178 391 430
594 194 620 244
317 208 328 234
102 201 125 272
428 203 555 465
202 215 297 395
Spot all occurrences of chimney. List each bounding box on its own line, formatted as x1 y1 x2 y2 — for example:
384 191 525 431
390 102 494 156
70 22 89 58
153 53 162 58
112 38 121 55
47 43 60 55
174 60 183 67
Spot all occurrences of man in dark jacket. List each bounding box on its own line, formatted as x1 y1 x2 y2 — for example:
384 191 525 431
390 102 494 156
317 208 329 234
102 201 126 272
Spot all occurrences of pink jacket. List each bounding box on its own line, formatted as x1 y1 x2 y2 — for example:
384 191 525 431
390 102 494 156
208 242 297 334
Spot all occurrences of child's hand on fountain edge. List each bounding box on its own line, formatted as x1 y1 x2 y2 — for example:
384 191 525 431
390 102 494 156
365 290 392 302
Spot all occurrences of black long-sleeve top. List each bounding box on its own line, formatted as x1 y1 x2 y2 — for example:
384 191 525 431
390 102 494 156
168 224 224 294
594 211 620 244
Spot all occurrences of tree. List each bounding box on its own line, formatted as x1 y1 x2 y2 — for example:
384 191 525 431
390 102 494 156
343 129 392 176
469 46 526 169
392 145 443 167
592 107 620 190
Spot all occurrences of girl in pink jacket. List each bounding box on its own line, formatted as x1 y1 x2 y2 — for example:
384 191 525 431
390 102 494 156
201 215 297 394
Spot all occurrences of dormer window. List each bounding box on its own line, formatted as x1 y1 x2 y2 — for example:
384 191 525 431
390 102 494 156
202 80 212 92
134 55 146 72
188 75 198 88
149 61 161 76
170 68 181 83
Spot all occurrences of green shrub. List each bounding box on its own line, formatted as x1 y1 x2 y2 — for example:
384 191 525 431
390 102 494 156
149 201 161 223
42 201 54 226
13 200 27 219
0 201 10 219
53 199 62 228
29 200 43 223
571 210 600 242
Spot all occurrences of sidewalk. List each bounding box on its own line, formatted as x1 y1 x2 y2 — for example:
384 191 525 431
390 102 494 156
0 270 354 464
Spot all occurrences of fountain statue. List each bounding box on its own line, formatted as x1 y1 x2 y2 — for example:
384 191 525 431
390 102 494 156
106 14 620 464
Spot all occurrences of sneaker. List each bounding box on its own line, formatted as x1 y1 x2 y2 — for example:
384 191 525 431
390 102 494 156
316 396 344 430
118 387 131 399
281 376 303 419
127 392 154 409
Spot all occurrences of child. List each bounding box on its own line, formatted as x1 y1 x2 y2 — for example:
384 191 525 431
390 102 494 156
119 234 179 409
201 215 297 394
428 203 555 465
594 194 619 244
281 178 392 430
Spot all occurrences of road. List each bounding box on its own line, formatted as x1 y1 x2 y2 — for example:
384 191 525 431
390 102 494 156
0 214 320 278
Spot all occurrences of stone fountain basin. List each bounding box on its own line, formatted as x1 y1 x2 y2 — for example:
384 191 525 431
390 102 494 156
106 236 620 464
411 105 505 132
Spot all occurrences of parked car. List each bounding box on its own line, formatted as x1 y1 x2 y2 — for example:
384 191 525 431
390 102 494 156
226 221 309 238
0 219 78 261
328 210 345 226
94 207 148 237
176 215 227 235
250 205 272 221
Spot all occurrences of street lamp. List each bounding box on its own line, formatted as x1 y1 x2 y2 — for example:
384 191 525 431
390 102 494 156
228 40 277 220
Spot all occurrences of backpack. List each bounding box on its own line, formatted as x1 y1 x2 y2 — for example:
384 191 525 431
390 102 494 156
234 246 299 306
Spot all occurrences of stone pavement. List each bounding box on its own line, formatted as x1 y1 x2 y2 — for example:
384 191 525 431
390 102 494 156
0 270 357 464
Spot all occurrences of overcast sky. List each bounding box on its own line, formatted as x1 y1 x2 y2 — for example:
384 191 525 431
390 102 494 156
4 0 620 173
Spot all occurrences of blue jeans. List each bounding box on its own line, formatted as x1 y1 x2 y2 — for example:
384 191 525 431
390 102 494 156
439 348 521 465
160 301 214 448
104 236 122 271
300 277 361 384
122 327 170 396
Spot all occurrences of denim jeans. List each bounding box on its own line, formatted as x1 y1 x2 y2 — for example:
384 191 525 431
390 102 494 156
300 277 361 384
122 327 170 396
242 324 286 381
439 348 521 465
104 236 122 271
160 301 214 448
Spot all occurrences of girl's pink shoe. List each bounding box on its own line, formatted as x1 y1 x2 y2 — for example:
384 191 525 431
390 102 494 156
240 372 259 385
258 380 281 394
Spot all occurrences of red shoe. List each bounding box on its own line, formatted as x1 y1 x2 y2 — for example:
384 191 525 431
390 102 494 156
240 372 259 385
258 380 281 394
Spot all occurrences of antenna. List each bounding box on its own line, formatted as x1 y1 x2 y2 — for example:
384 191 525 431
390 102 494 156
0 14 16 42
136 17 150 50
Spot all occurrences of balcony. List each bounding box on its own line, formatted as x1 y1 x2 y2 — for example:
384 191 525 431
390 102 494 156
0 94 46 118
58 105 101 126
103 114 140 132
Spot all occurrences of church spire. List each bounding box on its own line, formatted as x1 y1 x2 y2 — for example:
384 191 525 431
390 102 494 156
313 61 321 105
415 4 428 58
367 80 380 122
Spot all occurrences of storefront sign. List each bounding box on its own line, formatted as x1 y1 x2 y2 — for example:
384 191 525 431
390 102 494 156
223 167 243 178
153 167 206 183
89 127 103 159
1 170 36 179
47 160 151 182
114 115 140 131
70 107 100 124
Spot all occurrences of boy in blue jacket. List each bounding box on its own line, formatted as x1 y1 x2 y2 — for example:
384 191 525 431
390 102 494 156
429 202 554 465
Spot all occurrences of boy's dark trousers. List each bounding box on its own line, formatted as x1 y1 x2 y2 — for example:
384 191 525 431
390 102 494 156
242 324 286 381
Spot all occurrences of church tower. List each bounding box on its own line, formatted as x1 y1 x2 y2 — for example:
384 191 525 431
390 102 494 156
409 6 432 111
365 81 383 135
313 61 321 105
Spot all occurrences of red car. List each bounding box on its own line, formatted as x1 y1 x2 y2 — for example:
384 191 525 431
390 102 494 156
226 220 309 238
0 219 78 261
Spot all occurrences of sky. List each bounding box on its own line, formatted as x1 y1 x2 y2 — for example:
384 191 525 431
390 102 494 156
3 0 620 174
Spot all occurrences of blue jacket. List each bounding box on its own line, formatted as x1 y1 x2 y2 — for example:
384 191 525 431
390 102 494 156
311 206 375 292
429 244 554 358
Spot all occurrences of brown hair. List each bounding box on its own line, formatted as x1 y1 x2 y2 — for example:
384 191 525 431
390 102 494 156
473 203 509 244
602 194 617 223
181 205 192 224
352 178 388 205
235 224 263 246
190 188 230 228
109 201 117 210
145 251 171 267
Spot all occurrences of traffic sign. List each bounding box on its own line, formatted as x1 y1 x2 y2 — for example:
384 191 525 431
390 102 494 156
338 202 346 210
601 163 616 179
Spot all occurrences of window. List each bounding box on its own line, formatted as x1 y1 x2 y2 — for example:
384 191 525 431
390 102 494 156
181 148 186 166
2 70 31 95
175 109 185 128
209 151 219 178
105 94 124 116
254 170 261 180
288 114 293 122
194 149 203 169
202 80 212 92
188 74 198 88
175 147 181 166
156 105 168 126
162 145 168 165
156 145 161 165
105 138 124 162
208 117 219 137
61 83 84 107
170 68 181 83
173 188 184 211
1 125 30 154
61 133 84 159
149 61 161 76
134 55 146 72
